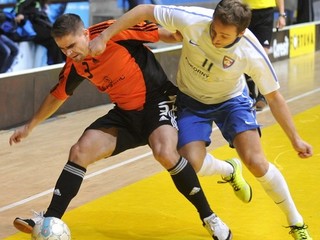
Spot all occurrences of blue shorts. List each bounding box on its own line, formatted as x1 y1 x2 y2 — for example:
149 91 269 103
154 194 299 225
176 89 261 148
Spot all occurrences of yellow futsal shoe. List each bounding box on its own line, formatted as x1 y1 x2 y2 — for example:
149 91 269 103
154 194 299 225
288 223 313 240
219 158 252 203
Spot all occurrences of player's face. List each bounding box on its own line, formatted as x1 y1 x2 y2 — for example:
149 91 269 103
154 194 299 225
210 19 244 48
55 28 90 62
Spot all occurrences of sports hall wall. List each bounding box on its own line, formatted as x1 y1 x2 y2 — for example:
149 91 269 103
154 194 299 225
1 4 320 130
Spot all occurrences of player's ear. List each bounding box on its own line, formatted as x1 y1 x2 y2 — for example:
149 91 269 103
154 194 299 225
238 30 245 38
83 28 89 37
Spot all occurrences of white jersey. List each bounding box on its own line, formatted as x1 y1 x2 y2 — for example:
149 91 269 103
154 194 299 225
154 5 280 104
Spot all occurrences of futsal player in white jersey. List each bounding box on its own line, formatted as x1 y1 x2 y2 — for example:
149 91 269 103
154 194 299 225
89 0 313 239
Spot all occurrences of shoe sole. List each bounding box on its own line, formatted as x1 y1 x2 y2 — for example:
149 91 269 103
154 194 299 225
13 218 33 234
246 184 253 203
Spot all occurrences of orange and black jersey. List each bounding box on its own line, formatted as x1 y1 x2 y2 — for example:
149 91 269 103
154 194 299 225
51 20 171 111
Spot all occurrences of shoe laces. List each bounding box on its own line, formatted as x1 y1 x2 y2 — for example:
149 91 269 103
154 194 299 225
218 173 240 191
30 210 45 223
287 224 309 239
31 210 45 216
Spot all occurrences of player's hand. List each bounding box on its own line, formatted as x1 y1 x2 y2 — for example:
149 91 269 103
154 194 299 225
89 35 107 57
14 14 24 24
172 30 183 42
292 139 313 158
9 125 31 145
276 16 286 30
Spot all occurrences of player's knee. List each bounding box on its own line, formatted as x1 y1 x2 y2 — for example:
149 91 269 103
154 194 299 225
68 143 91 167
243 155 269 176
152 146 180 169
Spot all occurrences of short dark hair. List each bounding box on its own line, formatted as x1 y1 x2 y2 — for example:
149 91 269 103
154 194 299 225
213 0 252 34
51 13 84 38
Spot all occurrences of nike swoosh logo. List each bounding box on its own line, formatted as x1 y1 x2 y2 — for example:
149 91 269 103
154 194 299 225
275 199 286 204
189 39 199 46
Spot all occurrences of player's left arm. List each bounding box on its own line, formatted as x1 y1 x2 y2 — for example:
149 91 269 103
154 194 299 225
264 90 313 158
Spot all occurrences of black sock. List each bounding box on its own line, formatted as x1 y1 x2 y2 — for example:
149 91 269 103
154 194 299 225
44 161 86 218
168 157 213 220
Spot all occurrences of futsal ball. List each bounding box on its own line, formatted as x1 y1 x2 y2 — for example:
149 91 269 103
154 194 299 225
31 217 71 240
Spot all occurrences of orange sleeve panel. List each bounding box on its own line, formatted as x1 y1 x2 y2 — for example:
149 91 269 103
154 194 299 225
50 20 169 111
112 22 160 43
90 20 160 43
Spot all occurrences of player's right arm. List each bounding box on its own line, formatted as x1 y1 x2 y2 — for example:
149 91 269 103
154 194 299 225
9 94 65 145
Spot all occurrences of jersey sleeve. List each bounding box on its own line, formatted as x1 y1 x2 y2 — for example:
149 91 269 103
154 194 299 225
111 21 160 43
243 32 280 95
90 20 159 43
154 5 213 32
248 63 280 95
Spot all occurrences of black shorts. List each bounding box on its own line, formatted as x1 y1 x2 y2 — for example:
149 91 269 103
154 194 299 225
86 85 178 156
249 7 274 48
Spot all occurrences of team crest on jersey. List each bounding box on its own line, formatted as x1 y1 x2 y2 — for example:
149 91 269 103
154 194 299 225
223 56 235 69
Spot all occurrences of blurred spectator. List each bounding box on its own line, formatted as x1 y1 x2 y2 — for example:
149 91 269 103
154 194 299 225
0 34 19 73
0 11 19 73
243 0 286 111
14 0 64 64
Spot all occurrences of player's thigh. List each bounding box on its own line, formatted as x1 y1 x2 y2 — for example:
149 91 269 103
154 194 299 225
71 128 117 162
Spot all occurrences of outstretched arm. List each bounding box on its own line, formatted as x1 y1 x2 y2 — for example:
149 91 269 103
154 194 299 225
265 90 313 158
89 4 157 56
9 94 65 145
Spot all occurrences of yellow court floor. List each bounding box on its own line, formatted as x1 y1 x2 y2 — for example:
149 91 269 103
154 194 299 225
4 105 320 240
